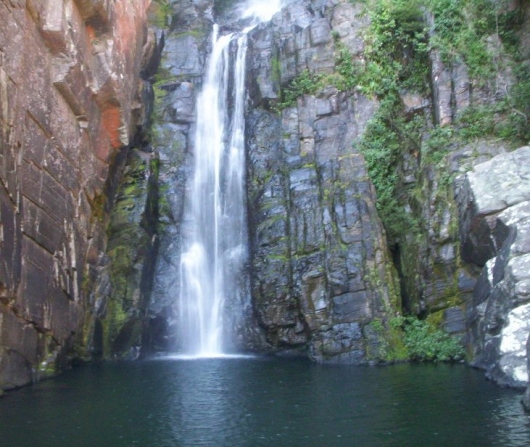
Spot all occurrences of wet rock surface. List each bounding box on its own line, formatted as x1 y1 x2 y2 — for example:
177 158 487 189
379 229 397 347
245 0 399 363
140 0 400 362
146 0 214 350
146 0 530 378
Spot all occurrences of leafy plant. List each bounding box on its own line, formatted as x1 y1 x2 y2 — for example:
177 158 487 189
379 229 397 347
277 69 323 109
364 0 429 95
334 41 364 91
426 0 527 83
358 93 421 243
394 316 465 362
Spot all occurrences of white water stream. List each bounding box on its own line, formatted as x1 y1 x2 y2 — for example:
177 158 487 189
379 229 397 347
177 1 282 356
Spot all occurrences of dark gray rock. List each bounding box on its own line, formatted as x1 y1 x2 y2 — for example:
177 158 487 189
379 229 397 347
164 34 205 80
163 82 197 123
245 0 400 363
141 28 165 80
444 307 465 334
145 0 214 350
310 322 365 364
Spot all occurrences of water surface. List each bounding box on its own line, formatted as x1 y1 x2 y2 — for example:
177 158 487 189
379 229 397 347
0 358 529 446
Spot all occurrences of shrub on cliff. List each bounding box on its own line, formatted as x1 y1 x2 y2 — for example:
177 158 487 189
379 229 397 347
394 316 465 362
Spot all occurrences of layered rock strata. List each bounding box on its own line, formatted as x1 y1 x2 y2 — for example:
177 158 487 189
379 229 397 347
245 0 399 362
0 0 151 389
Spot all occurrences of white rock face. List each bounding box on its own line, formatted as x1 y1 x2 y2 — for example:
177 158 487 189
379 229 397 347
508 253 530 301
499 304 530 383
458 146 530 387
467 146 530 215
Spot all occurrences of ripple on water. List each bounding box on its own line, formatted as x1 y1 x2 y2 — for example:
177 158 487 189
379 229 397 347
0 360 529 447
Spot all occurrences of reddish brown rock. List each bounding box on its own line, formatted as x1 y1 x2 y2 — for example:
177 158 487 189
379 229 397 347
0 0 151 390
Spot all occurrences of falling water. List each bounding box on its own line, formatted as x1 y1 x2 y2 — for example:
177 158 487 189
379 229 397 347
177 1 282 356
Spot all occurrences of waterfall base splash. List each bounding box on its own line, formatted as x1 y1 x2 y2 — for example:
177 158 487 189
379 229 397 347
156 353 256 361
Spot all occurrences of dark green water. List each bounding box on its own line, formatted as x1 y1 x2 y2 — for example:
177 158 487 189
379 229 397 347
0 357 529 447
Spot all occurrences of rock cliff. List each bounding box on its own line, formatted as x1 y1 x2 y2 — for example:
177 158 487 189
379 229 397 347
244 0 530 379
0 0 152 389
245 0 400 362
128 0 529 401
146 0 530 390
1 0 530 404
458 146 530 387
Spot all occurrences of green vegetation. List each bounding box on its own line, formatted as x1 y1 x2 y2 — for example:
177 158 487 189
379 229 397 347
367 317 409 362
361 0 429 95
150 68 179 142
104 150 153 357
354 0 529 244
358 94 422 241
271 2 529 349
148 0 172 28
426 0 525 81
368 315 464 362
396 316 465 362
276 69 324 109
345 0 529 344
88 191 107 223
425 0 529 142
278 0 429 105
277 1 431 242
277 0 529 173
456 100 530 145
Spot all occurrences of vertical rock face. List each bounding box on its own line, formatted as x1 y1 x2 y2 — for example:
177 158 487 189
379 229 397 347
0 0 150 389
146 0 400 362
457 147 530 387
360 0 530 394
240 0 530 381
147 0 213 350
404 1 530 384
244 0 399 362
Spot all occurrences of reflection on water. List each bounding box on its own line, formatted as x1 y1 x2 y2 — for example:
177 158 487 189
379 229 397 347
0 359 529 447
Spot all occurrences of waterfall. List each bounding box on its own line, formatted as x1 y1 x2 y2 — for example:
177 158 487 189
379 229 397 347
177 1 282 357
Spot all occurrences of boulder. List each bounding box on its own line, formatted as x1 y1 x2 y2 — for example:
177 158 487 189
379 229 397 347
457 147 530 387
